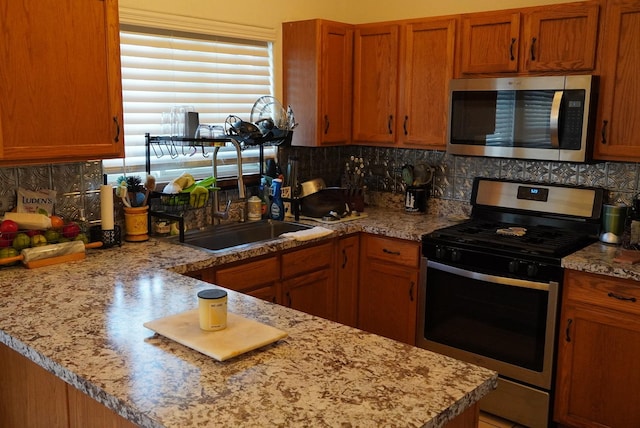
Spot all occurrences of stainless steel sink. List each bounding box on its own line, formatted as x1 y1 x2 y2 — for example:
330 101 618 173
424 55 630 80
177 219 312 251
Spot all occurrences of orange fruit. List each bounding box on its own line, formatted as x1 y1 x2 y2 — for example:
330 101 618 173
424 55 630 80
50 215 64 229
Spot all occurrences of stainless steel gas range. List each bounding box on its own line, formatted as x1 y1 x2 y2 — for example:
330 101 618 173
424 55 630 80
417 178 605 428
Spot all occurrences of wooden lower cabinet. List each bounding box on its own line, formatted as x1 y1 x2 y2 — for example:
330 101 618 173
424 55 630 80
282 241 335 319
0 343 135 428
555 270 640 427
215 256 280 303
358 234 420 345
336 235 360 327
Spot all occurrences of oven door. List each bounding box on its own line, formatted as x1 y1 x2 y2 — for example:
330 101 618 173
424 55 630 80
416 258 559 390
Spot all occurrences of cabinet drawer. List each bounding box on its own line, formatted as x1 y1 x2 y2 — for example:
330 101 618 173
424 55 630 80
565 270 640 317
282 242 334 278
215 256 279 292
364 235 420 268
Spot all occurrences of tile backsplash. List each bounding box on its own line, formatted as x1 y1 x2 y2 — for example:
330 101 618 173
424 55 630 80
0 161 103 225
283 146 639 206
1 147 638 227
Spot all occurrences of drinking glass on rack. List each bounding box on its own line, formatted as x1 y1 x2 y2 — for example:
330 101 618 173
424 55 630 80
161 112 172 135
196 124 212 139
170 105 195 137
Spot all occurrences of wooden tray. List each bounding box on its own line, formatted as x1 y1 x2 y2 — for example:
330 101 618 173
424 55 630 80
144 309 287 361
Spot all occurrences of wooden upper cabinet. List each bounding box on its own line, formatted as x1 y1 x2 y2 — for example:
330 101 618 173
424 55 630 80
459 11 521 74
593 0 640 161
283 19 353 147
0 0 124 165
458 1 600 76
398 18 456 149
522 2 599 72
352 24 400 144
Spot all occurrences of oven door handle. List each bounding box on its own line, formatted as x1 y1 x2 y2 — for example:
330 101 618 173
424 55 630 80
427 260 551 291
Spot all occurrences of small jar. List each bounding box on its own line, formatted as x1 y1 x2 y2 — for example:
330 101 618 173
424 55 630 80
197 289 227 331
247 196 262 221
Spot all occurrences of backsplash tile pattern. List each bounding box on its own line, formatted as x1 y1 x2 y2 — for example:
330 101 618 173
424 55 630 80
0 162 103 224
1 147 639 228
285 146 640 206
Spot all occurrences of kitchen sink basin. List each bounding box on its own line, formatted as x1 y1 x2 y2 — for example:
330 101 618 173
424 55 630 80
178 219 312 251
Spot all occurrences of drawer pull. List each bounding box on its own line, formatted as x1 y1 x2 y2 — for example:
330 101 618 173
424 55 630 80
409 281 414 302
607 292 637 303
509 38 516 61
342 249 348 269
382 248 401 256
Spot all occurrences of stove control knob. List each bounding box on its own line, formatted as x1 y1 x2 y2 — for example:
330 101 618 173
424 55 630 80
435 246 448 259
508 260 520 273
527 263 539 277
450 249 462 262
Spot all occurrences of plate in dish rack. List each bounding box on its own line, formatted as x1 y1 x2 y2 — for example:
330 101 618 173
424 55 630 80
144 310 288 361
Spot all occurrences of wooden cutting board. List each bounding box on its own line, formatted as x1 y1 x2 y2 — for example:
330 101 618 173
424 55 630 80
144 309 288 361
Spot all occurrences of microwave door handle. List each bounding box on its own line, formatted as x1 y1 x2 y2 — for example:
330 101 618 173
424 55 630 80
550 90 563 148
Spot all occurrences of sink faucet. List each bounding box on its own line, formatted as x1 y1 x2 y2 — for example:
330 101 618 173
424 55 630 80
212 138 246 224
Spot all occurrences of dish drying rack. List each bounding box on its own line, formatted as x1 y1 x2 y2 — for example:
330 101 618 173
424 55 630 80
144 132 293 241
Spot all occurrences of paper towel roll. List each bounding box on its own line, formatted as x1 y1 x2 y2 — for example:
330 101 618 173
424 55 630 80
100 185 114 230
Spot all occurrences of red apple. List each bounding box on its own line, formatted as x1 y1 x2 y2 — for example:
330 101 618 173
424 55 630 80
0 237 11 248
26 229 42 237
62 222 81 239
0 219 19 239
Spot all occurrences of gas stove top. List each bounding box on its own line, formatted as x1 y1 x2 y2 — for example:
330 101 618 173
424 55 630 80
427 219 596 258
423 178 605 273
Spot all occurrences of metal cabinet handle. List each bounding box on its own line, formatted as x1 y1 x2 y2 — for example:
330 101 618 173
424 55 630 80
565 318 573 342
324 115 330 134
387 115 393 135
530 37 537 61
509 38 516 61
382 248 401 256
403 116 408 135
601 120 608 144
113 116 120 142
409 281 414 302
286 291 292 307
608 292 637 302
342 248 348 269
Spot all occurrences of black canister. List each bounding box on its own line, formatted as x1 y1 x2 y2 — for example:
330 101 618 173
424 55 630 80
405 186 428 213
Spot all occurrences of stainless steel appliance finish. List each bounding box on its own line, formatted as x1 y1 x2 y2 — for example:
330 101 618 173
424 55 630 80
417 178 605 428
447 75 597 162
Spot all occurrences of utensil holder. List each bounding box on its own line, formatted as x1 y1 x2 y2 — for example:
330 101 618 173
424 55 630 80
123 206 149 242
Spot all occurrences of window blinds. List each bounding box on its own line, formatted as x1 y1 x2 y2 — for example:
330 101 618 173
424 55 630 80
103 25 276 183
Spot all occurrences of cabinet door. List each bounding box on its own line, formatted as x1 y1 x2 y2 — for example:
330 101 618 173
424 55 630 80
215 256 280 303
283 19 352 147
358 261 418 345
459 11 521 74
336 235 359 327
352 24 399 144
555 304 640 427
593 0 640 161
555 270 640 427
522 2 599 72
0 0 123 165
398 18 456 149
321 23 353 145
283 268 334 320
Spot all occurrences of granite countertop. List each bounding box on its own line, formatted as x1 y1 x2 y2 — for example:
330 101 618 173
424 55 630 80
563 241 640 282
0 206 496 428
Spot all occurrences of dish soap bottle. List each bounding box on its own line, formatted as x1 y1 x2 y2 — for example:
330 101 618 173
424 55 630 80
270 178 284 221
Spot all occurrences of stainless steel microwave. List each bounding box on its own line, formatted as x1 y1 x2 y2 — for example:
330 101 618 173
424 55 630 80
446 75 598 163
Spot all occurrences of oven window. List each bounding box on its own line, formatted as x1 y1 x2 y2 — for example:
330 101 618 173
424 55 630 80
424 266 548 372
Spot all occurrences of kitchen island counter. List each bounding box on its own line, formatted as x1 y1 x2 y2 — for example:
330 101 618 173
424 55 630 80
0 207 496 428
